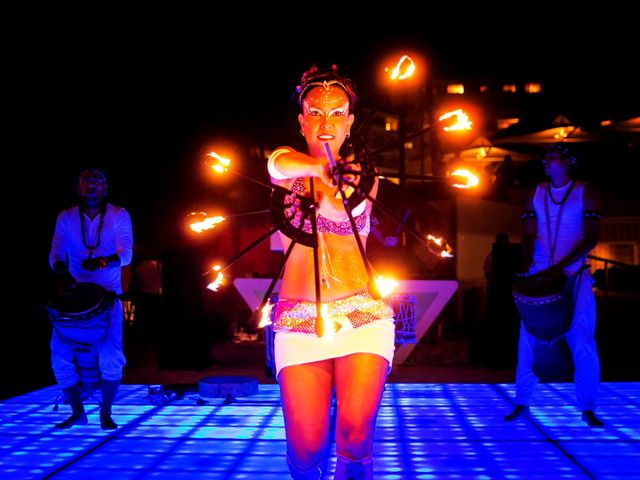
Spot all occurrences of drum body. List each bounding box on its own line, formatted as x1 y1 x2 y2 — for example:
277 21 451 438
48 282 114 348
512 274 575 342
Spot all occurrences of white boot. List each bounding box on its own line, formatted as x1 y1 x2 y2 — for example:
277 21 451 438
287 452 322 480
333 454 373 480
333 455 373 480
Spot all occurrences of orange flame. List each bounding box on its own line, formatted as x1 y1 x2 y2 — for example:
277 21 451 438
440 109 472 132
450 169 479 189
427 234 454 258
207 152 231 173
320 304 334 341
258 301 274 328
389 55 415 81
206 265 224 292
189 214 226 233
374 275 398 298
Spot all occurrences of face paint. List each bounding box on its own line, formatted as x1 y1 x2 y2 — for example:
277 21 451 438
299 85 353 156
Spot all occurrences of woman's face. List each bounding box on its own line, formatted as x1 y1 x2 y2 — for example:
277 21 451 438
298 85 354 155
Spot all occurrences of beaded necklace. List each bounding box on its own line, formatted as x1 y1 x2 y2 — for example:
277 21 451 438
79 204 106 258
544 180 575 265
546 179 575 205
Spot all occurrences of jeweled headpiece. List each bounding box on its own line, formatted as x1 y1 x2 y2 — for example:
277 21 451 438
295 64 358 108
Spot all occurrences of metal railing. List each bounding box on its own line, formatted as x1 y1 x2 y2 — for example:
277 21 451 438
588 255 639 296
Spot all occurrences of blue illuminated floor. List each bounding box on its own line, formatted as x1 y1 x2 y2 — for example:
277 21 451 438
1 382 638 479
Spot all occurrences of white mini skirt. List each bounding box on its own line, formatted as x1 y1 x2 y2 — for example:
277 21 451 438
274 318 395 378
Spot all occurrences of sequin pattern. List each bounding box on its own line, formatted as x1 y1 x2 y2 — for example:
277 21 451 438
286 178 370 236
273 291 394 334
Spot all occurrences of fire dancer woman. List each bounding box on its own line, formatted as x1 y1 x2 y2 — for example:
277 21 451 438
268 65 395 479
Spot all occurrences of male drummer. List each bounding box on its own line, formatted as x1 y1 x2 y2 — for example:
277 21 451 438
504 143 604 427
49 167 133 429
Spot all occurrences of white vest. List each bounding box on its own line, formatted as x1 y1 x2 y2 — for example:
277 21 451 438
532 181 585 275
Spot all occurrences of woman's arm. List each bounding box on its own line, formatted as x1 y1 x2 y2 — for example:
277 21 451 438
268 147 333 186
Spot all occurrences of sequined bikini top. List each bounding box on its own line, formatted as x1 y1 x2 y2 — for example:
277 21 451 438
286 177 370 236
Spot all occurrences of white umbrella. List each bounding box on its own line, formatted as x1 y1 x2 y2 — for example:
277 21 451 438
599 116 640 134
443 135 535 165
492 115 606 145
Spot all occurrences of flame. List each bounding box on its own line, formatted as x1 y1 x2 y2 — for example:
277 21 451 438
258 301 274 328
320 304 334 341
206 265 224 291
440 109 472 132
207 152 231 173
450 169 479 189
374 275 398 298
389 55 415 81
189 214 226 233
427 234 454 258
428 234 443 247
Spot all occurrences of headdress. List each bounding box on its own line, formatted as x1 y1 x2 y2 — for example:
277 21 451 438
294 64 358 107
79 167 107 183
547 142 577 165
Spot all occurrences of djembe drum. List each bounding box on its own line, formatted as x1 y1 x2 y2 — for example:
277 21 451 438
389 294 416 346
512 273 577 380
512 274 575 342
48 282 115 387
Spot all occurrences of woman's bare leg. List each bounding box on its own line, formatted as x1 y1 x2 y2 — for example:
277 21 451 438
333 353 388 479
279 360 334 477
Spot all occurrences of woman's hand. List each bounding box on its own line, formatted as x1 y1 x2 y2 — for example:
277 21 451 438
318 162 337 188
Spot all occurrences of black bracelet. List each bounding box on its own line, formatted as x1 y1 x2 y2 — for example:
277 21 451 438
583 210 602 220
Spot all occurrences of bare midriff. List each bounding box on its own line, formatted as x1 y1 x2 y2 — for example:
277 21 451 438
278 231 369 302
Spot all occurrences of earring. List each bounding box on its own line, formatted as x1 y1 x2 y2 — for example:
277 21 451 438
300 129 305 137
346 132 350 138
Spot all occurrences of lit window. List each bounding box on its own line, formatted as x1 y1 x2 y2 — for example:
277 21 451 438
502 84 517 93
524 83 541 93
497 118 519 130
385 116 398 132
447 84 464 94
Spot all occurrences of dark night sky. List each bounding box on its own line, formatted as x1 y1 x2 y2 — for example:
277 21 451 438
9 9 639 254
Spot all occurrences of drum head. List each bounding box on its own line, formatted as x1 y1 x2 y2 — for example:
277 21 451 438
513 274 566 299
50 282 107 317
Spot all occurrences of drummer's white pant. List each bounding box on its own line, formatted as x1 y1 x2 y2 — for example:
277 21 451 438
515 271 600 411
51 300 127 389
